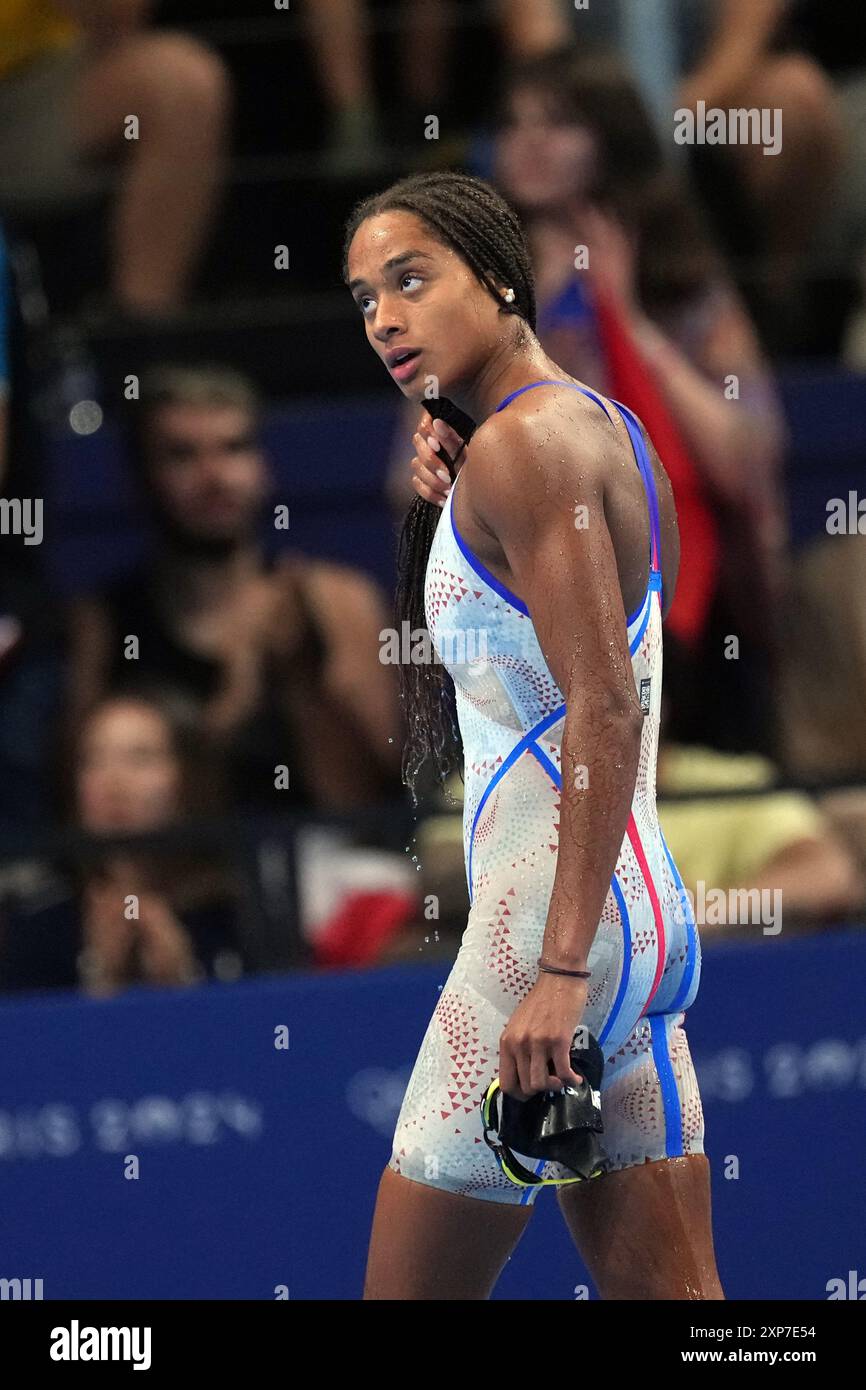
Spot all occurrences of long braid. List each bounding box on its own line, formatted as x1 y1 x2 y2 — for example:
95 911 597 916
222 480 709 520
392 483 462 799
342 172 536 802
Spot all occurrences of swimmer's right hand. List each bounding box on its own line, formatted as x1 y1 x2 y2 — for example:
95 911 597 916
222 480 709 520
411 409 466 508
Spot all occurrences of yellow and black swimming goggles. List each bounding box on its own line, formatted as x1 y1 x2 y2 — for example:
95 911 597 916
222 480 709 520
480 1030 607 1188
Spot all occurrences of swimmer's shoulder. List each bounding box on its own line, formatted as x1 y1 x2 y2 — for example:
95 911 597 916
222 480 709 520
465 381 610 501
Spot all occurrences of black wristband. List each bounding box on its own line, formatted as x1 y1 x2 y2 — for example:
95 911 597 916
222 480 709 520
537 957 592 979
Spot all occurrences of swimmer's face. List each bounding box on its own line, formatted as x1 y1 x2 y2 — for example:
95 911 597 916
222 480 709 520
495 85 595 211
347 211 511 406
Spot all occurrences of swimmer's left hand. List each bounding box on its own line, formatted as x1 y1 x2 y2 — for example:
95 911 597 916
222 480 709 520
499 973 589 1101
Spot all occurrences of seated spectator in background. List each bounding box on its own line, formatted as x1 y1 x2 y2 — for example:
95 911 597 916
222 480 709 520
779 0 866 364
655 700 865 937
0 689 248 996
412 690 864 944
0 0 230 318
674 0 866 356
676 0 844 340
66 364 404 813
777 532 866 782
304 0 570 174
390 44 787 756
497 47 787 761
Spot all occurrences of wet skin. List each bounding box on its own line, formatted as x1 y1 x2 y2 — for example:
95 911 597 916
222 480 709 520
348 210 722 1300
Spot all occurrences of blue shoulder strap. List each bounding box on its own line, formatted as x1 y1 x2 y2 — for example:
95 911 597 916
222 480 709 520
493 380 662 583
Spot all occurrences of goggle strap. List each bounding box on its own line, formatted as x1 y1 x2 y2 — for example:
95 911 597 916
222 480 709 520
481 1079 606 1189
481 1080 548 1186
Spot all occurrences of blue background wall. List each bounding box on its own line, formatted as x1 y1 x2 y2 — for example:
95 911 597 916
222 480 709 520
43 371 866 602
1 925 863 1299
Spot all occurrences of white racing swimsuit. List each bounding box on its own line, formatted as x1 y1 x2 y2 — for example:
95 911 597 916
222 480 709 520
389 381 704 1204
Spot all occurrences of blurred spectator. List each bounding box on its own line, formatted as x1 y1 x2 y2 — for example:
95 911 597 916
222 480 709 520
303 0 570 174
777 533 866 782
0 0 231 318
66 364 404 812
0 688 249 995
655 747 865 936
782 1 866 365
676 0 849 351
392 44 788 756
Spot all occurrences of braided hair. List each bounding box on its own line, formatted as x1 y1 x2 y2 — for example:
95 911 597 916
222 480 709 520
342 172 537 802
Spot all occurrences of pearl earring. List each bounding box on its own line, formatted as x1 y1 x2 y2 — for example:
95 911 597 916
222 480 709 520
503 288 515 303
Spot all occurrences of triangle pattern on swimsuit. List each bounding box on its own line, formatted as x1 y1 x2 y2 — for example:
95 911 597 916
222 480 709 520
424 379 694 1008
389 380 703 1202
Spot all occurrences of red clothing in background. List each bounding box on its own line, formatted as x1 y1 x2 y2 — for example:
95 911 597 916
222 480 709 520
593 284 721 647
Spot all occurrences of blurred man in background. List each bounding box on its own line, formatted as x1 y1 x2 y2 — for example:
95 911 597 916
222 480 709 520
66 364 404 813
0 0 231 318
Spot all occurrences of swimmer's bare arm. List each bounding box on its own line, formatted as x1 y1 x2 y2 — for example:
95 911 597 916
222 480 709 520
466 411 644 975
